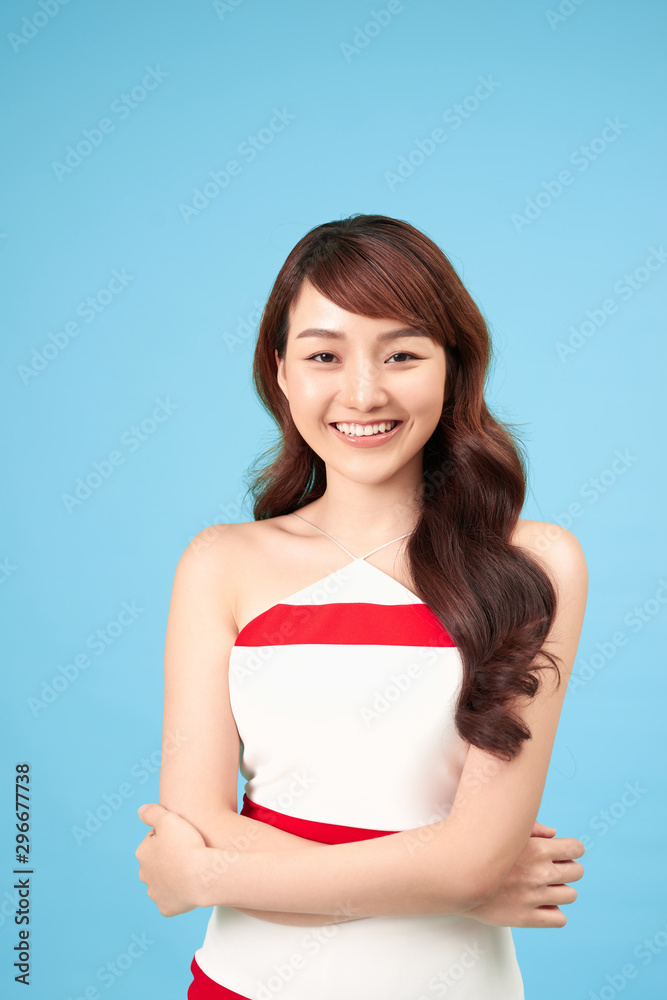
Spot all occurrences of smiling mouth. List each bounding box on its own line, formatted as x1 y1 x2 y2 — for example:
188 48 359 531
330 420 402 437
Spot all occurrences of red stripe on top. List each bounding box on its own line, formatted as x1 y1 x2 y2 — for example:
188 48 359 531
235 602 455 648
240 793 399 844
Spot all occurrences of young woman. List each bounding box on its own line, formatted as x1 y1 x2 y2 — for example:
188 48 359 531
135 214 588 999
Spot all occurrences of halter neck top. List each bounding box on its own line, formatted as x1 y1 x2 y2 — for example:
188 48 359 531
191 510 524 999
228 510 466 831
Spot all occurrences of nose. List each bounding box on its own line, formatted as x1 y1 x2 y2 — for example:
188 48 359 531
336 355 389 410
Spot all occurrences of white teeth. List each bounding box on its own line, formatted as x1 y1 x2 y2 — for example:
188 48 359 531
333 421 398 436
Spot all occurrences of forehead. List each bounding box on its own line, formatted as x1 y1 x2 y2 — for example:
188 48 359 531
287 280 423 342
288 280 370 323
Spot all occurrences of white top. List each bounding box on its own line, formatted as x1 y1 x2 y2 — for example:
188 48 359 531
193 512 524 998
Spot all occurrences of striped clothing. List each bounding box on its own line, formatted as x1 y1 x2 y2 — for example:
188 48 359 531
189 512 523 998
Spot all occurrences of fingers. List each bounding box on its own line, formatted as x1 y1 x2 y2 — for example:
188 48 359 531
549 859 585 883
137 802 165 826
531 820 557 838
512 904 568 929
533 845 584 884
134 827 157 863
551 837 585 861
539 883 578 905
532 905 567 929
535 836 585 862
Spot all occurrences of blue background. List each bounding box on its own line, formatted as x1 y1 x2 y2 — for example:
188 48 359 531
2 0 666 997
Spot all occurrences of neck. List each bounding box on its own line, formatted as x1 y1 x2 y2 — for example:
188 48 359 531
304 461 424 548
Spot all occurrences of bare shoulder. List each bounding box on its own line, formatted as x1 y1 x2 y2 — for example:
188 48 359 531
171 523 249 626
177 522 244 577
511 517 588 596
182 516 295 564
177 517 302 632
175 519 283 588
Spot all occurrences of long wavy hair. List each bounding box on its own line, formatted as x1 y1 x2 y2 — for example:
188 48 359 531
244 213 561 762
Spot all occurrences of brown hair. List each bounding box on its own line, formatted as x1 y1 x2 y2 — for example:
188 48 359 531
245 213 560 762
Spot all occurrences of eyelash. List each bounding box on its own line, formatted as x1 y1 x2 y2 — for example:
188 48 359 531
306 352 421 364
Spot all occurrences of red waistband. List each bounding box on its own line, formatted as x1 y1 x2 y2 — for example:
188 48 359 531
188 954 251 999
240 793 398 844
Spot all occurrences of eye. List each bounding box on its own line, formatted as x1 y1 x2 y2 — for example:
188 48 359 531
305 351 421 364
306 352 337 363
388 352 420 362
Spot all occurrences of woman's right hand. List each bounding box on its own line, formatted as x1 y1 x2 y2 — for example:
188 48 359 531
465 821 585 927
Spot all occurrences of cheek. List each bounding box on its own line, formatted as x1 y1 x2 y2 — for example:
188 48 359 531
288 377 331 416
405 376 445 417
289 379 323 424
284 385 328 440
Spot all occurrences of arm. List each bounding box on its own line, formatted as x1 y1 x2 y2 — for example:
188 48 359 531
142 522 586 920
150 523 499 924
190 525 588 918
154 524 359 925
186 807 360 925
197 810 585 928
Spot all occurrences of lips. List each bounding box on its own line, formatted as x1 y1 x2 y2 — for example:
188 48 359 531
330 420 399 436
328 419 404 448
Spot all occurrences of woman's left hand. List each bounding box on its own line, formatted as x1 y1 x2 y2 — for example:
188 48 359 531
135 803 209 917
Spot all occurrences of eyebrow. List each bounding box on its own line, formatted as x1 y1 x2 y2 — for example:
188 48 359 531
294 326 431 342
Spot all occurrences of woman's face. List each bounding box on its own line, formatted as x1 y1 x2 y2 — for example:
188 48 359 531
275 279 447 486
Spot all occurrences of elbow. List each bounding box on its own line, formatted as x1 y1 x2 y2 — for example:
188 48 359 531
192 806 240 848
160 803 238 849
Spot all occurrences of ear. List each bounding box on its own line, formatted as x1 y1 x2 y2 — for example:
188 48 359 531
275 348 288 400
